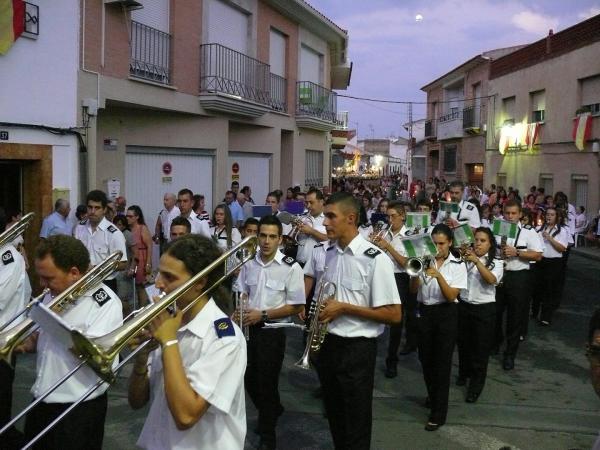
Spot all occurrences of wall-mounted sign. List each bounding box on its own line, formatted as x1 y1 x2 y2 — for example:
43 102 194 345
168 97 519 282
103 139 118 151
0 131 8 140
162 176 173 184
162 161 172 175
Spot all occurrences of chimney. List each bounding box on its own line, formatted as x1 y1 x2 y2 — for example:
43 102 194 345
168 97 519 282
546 29 553 54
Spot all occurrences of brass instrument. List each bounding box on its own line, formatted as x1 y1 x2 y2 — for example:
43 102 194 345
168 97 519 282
0 251 123 366
369 220 390 243
500 235 508 259
234 290 249 341
70 236 258 383
406 255 433 277
281 214 313 259
458 242 472 262
0 212 34 248
296 271 336 370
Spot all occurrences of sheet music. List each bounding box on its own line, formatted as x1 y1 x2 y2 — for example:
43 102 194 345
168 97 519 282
29 302 74 348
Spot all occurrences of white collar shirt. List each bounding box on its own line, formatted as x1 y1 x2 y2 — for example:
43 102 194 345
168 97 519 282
358 224 372 240
0 244 31 326
137 299 247 450
296 212 326 264
574 213 587 233
460 256 503 304
417 253 468 306
496 223 543 271
39 211 71 238
183 213 211 238
303 241 328 301
210 226 241 251
322 233 401 338
538 225 570 259
237 250 305 322
32 284 123 403
160 206 180 242
385 225 408 273
436 200 481 228
73 217 128 279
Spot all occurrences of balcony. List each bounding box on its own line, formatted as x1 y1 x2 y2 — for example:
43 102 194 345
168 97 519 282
437 109 463 140
270 73 287 113
199 43 271 118
424 119 436 139
463 105 485 135
295 81 338 131
130 21 171 85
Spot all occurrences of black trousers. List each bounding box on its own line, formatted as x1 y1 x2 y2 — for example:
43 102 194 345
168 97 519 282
457 301 496 395
0 358 25 450
530 262 544 321
417 302 458 425
386 273 416 363
23 392 108 450
245 325 286 443
540 257 565 323
316 334 377 450
495 270 530 358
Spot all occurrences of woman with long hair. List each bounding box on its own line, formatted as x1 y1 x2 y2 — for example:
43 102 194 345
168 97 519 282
209 203 241 251
457 227 503 403
410 224 467 431
126 205 153 306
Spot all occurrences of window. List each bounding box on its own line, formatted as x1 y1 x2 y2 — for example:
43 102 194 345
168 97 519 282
305 150 323 188
502 96 515 124
530 90 545 123
497 172 507 188
571 175 588 211
269 28 286 77
206 0 249 53
581 75 600 116
539 174 553 196
300 45 323 84
443 144 457 173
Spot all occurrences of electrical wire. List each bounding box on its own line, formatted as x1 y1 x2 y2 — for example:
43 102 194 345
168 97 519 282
338 93 495 105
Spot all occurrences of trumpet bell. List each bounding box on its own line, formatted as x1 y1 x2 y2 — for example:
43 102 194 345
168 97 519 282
406 257 424 277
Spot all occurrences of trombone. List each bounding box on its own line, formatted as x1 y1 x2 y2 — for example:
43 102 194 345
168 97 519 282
12 236 257 449
0 212 35 249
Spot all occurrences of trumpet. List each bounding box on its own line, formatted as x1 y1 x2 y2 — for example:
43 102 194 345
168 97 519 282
406 255 433 277
0 212 34 248
296 271 336 370
234 290 249 341
0 251 123 365
369 220 390 243
458 242 472 262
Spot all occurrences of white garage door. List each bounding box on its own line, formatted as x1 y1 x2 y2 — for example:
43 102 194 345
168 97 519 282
126 147 214 226
228 152 270 206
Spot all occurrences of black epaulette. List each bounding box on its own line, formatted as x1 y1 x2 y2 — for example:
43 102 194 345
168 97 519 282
107 225 117 233
523 224 533 230
466 204 474 211
364 247 381 258
314 243 324 248
488 261 496 270
450 259 463 264
196 214 203 220
327 245 335 251
214 318 235 338
2 250 15 265
282 256 296 266
92 287 111 307
79 219 88 225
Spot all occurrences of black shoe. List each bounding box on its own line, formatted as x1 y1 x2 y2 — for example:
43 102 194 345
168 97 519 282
456 376 467 386
466 391 480 403
384 363 397 378
503 356 515 371
399 345 417 355
425 421 443 431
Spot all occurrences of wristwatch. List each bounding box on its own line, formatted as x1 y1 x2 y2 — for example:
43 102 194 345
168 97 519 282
261 310 269 322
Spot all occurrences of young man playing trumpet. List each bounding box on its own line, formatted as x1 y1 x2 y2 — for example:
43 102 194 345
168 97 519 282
128 235 247 450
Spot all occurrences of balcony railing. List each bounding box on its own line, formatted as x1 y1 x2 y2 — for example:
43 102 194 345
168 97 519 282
296 81 337 122
130 21 171 85
463 105 485 129
439 109 461 123
337 111 349 129
270 73 287 112
200 43 270 105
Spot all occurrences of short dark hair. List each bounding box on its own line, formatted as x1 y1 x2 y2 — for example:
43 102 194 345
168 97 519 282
307 187 324 200
86 190 108 208
325 192 360 216
170 216 191 233
387 200 405 215
448 181 464 191
75 204 87 220
580 206 586 213
416 199 431 209
113 215 128 230
259 214 283 236
267 191 281 202
35 235 90 274
241 186 251 195
178 188 193 198
504 199 522 211
231 181 239 187
243 217 259 229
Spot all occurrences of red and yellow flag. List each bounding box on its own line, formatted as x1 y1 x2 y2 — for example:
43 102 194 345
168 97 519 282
572 113 592 151
0 0 25 55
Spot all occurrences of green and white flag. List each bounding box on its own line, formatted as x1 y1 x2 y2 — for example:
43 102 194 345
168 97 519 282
492 218 518 238
402 234 437 258
452 223 475 247
406 212 430 228
439 201 460 214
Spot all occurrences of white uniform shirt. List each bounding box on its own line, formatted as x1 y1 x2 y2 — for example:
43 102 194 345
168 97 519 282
210 226 241 251
237 250 305 322
496 223 544 271
436 200 481 229
384 226 408 274
303 242 328 302
296 213 326 264
31 284 123 403
159 205 180 242
538 225 570 259
73 217 128 279
183 213 211 238
358 224 372 240
460 256 503 304
322 233 401 338
417 253 468 306
137 299 247 450
0 244 31 326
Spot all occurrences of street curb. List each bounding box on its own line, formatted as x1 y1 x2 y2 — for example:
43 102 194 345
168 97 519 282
571 248 600 262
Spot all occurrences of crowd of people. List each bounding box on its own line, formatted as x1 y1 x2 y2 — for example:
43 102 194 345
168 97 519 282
0 173 597 449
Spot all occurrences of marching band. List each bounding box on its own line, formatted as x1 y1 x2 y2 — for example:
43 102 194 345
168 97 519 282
0 180 584 449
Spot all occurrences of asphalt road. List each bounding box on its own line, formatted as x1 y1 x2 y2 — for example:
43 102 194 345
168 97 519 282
9 252 600 449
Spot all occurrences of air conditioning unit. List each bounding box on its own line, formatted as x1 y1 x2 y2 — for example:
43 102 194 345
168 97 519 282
104 0 143 9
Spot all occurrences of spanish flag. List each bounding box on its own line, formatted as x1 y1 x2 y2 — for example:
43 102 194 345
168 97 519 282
572 113 592 151
0 0 25 55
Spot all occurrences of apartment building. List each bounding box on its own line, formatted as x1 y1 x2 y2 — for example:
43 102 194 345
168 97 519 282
80 0 351 218
421 46 523 187
485 14 600 213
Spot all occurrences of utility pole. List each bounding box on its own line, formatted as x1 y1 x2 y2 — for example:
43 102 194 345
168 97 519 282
407 102 413 189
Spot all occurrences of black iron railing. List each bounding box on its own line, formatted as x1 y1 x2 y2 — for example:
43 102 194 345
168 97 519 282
270 73 287 112
463 106 475 128
296 81 337 122
130 21 171 85
200 43 270 105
